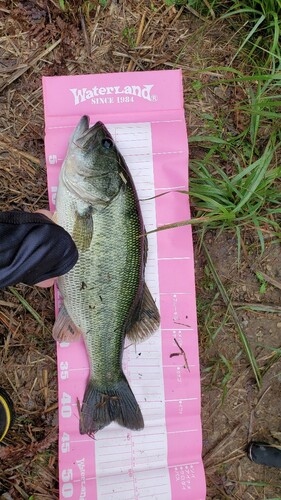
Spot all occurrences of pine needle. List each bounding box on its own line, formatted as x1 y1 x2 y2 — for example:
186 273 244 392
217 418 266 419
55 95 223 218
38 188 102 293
9 287 50 334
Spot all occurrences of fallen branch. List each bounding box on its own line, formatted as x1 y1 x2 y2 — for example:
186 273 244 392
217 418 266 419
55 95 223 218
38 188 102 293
170 338 190 371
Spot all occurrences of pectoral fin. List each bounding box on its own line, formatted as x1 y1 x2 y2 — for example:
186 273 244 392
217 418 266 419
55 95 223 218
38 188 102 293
126 283 160 343
73 208 93 251
52 305 82 343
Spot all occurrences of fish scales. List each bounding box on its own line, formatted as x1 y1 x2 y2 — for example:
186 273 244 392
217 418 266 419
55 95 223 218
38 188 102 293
57 185 142 383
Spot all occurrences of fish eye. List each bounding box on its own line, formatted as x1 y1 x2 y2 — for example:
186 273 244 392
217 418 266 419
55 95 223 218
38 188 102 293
102 138 113 150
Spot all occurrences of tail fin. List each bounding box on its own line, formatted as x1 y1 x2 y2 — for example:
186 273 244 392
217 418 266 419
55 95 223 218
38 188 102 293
79 375 144 436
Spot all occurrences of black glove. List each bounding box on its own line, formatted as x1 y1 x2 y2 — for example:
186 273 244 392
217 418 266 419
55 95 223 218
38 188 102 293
0 211 78 288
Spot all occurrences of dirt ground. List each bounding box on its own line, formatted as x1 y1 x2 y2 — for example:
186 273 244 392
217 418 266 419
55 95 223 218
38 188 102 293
0 1 280 499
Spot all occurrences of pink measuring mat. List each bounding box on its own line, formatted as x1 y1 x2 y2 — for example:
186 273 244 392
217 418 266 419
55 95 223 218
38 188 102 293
43 70 206 500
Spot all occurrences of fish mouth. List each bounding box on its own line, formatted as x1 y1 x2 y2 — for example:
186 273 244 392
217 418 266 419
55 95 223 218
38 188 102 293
75 117 113 150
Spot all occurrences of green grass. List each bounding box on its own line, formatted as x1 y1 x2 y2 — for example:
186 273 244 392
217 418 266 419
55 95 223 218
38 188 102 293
154 125 280 255
204 352 240 404
165 0 281 74
222 1 281 65
196 289 227 344
258 343 281 374
255 271 268 294
57 0 106 12
122 27 136 48
239 482 281 488
189 134 281 252
154 60 281 255
203 243 262 387
188 52 281 250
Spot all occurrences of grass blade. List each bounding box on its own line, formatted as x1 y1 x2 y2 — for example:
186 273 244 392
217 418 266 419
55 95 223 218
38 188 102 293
230 14 266 64
202 243 262 388
188 135 229 144
233 302 281 313
239 481 281 489
146 214 232 235
9 287 50 332
233 142 274 213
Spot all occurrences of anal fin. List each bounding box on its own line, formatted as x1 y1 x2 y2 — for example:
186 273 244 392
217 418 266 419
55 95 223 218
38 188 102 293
52 305 82 343
126 283 160 343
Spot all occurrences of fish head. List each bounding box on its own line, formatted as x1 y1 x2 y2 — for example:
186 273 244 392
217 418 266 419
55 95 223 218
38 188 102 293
61 116 123 206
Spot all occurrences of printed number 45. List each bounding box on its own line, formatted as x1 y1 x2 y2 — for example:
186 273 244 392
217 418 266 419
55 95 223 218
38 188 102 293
60 361 69 380
62 432 70 453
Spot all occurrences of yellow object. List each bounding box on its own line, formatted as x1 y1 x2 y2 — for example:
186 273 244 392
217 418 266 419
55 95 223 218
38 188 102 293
0 388 15 442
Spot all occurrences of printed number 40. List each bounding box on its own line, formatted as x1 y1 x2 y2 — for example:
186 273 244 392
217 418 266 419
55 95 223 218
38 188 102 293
61 392 72 419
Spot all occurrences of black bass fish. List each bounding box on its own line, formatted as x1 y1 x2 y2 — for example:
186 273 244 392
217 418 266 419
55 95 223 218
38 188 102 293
53 116 160 436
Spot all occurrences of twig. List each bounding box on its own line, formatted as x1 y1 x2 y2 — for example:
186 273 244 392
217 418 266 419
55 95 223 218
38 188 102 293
207 474 240 499
206 452 246 472
0 140 40 165
173 320 192 328
0 38 61 93
170 338 190 371
170 6 185 26
248 385 272 441
0 299 18 308
127 11 146 72
204 424 241 463
184 4 208 22
80 9 91 57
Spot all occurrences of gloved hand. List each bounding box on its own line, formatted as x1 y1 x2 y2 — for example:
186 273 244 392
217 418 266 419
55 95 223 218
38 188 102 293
0 210 78 289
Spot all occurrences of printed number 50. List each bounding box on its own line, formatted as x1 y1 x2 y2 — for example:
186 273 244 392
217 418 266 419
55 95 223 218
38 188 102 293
62 468 73 498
